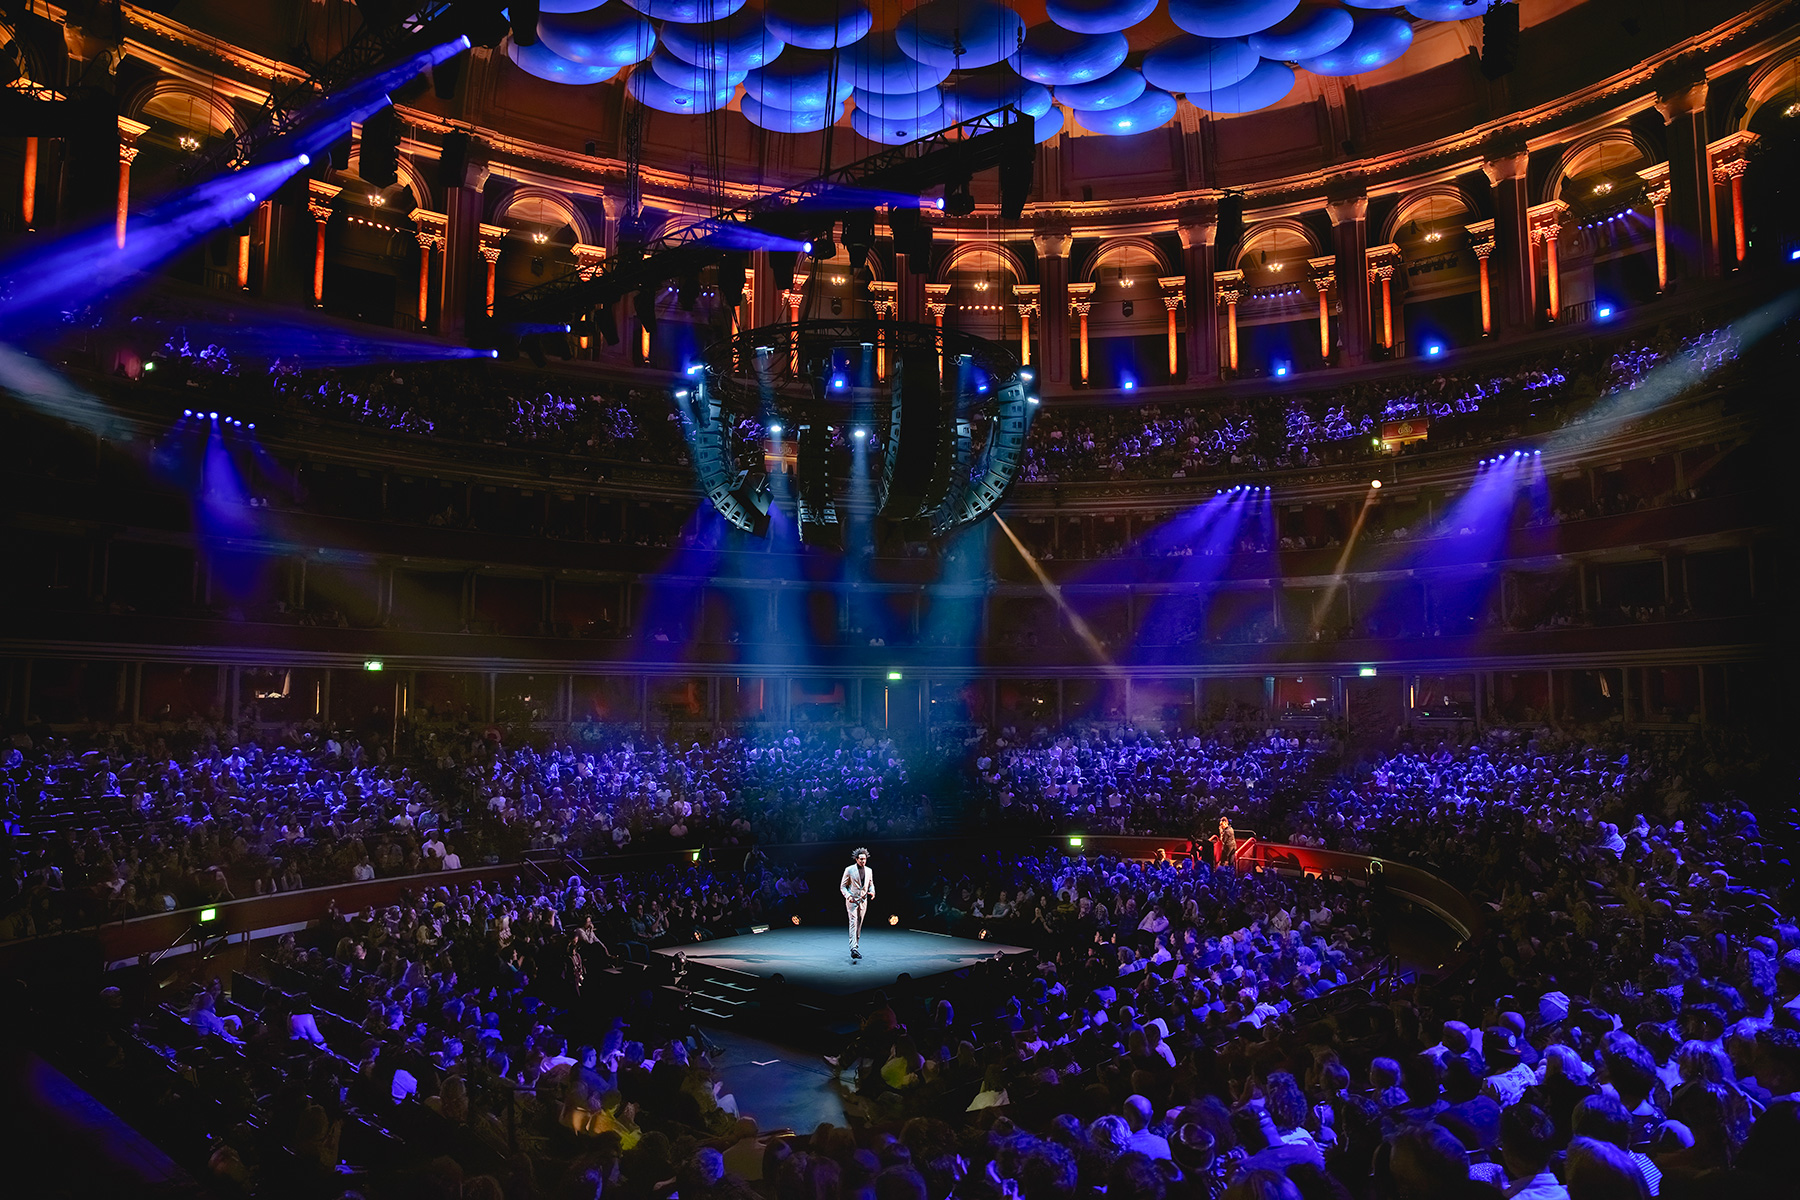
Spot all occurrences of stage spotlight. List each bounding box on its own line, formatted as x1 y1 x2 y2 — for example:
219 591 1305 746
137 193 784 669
810 232 836 261
1369 479 1382 489
1425 343 1444 357
769 423 783 434
888 915 899 926
853 428 867 438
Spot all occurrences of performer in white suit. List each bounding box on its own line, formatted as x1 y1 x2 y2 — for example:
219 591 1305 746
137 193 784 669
839 847 874 960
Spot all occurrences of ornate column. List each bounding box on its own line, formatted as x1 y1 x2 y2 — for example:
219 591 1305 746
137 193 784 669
1158 276 1184 379
22 132 37 229
410 208 448 329
572 243 606 351
1465 219 1496 335
236 211 253 288
1033 220 1072 393
1366 242 1401 350
1528 201 1569 322
1654 68 1717 283
926 282 951 378
1708 131 1758 267
306 180 341 306
1178 208 1219 382
1306 255 1335 361
868 280 896 379
784 271 809 371
1483 150 1533 333
115 117 148 249
1326 195 1370 365
1636 162 1673 290
1013 283 1039 367
1215 269 1244 374
478 223 506 316
1067 282 1096 386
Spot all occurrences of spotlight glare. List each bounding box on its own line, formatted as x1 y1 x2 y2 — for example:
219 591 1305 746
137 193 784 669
853 428 866 438
488 349 499 358
768 423 783 434
1027 395 1040 405
246 193 256 202
802 241 813 254
297 153 310 166
1369 478 1382 489
208 411 218 420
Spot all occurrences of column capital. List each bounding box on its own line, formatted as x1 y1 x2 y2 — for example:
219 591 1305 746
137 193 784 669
1325 194 1368 226
1066 280 1095 316
478 221 508 255
1215 269 1243 306
1157 275 1185 308
1481 151 1530 186
1032 218 1073 259
1653 66 1708 123
411 207 448 250
1708 130 1758 182
572 242 607 277
1177 206 1219 249
307 179 342 225
925 282 952 300
1365 242 1401 275
867 281 895 321
1306 254 1336 289
1527 199 1569 243
117 115 149 161
1463 217 1497 258
1636 160 1673 207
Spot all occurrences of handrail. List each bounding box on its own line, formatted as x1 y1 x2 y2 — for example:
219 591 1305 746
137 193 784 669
1 833 1484 967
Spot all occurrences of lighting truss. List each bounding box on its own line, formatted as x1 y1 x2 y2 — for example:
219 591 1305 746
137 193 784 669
494 106 1032 329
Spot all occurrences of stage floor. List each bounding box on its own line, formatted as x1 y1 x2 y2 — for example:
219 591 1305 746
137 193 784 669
654 927 1029 996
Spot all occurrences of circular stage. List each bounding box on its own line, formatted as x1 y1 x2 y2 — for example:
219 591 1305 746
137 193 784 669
654 926 1030 997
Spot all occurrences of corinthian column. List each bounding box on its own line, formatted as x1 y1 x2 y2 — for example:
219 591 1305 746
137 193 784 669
1636 162 1672 291
1527 201 1569 322
1708 131 1758 268
116 117 149 250
410 208 448 329
1067 282 1096 386
306 180 341 306
1465 219 1496 335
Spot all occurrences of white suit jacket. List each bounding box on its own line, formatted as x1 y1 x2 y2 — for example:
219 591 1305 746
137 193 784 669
840 863 875 904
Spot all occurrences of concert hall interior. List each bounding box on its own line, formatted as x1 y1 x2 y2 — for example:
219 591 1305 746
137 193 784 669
0 1 1796 1197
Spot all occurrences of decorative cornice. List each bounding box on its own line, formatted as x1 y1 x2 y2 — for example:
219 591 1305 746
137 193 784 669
1708 129 1759 181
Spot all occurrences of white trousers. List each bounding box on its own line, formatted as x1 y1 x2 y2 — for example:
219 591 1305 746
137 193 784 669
845 899 867 950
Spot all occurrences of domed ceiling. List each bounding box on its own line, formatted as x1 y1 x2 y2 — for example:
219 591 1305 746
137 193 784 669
504 0 1518 144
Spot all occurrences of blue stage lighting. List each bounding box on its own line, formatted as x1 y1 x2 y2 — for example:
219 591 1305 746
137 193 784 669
802 241 813 254
1027 395 1040 405
297 154 310 167
769 423 783 434
1274 365 1288 376
831 374 847 390
183 409 192 417
208 411 218 420
1020 368 1035 382
1123 379 1136 390
853 427 867 438
1425 343 1443 357
1597 305 1613 318
488 349 499 358
934 197 946 210
1791 248 1800 261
